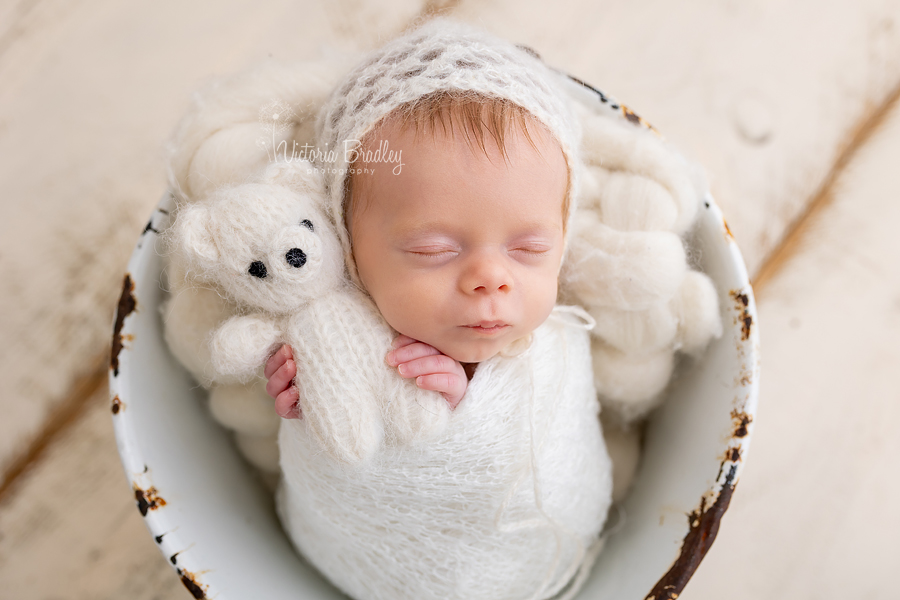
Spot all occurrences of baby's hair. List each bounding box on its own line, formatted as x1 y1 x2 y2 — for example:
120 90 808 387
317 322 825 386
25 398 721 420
345 90 571 230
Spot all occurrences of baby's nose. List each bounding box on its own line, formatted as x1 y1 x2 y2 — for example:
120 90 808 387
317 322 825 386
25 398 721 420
461 255 511 294
285 248 307 268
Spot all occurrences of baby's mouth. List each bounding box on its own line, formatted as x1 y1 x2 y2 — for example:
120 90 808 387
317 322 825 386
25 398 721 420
462 321 510 334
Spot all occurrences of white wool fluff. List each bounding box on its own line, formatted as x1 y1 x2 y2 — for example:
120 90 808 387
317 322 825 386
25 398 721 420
167 58 352 202
588 303 678 356
572 100 704 236
585 271 723 358
591 339 675 423
278 309 612 600
581 165 679 232
556 79 724 422
562 208 688 311
172 161 451 463
315 17 584 285
671 270 725 356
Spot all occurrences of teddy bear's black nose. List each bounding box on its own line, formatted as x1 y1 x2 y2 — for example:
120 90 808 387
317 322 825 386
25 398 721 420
286 248 307 268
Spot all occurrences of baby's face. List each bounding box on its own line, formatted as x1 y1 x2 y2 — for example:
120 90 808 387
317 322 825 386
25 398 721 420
349 117 568 363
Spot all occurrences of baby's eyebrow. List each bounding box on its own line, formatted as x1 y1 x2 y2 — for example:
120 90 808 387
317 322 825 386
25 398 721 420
391 221 455 239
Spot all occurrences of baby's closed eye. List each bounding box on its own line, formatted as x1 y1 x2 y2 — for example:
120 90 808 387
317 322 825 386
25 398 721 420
510 243 551 254
403 241 461 261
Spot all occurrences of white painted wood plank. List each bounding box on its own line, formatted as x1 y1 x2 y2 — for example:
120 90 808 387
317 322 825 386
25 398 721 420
0 387 186 599
680 97 900 599
0 0 426 476
451 0 900 275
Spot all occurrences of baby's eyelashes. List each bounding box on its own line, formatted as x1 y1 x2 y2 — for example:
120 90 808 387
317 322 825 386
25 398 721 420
409 250 458 260
511 245 551 255
403 246 461 264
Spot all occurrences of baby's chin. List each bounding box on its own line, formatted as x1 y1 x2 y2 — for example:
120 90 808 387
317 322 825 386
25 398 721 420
433 338 511 364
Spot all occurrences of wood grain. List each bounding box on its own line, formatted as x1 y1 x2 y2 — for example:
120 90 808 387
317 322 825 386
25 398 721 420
0 386 186 599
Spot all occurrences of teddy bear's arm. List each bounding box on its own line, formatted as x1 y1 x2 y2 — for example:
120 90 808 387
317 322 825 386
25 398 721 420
210 314 282 383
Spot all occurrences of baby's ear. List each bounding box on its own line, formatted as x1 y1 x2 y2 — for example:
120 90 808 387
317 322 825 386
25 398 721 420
174 203 219 271
264 159 325 197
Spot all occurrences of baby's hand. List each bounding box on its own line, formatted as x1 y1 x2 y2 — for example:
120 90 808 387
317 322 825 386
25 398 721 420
264 344 302 419
385 335 467 410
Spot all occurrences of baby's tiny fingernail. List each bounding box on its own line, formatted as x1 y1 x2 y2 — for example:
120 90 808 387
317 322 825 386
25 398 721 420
391 338 400 349
398 363 407 376
289 402 302 420
385 351 397 366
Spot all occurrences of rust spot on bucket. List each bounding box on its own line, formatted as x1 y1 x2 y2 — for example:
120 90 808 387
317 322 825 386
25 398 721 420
111 395 124 414
155 533 166 544
133 484 166 516
729 290 753 341
731 290 749 307
723 218 735 241
741 315 753 341
177 568 207 599
731 409 753 438
725 446 742 462
645 463 739 600
623 105 642 124
170 551 181 565
111 274 137 377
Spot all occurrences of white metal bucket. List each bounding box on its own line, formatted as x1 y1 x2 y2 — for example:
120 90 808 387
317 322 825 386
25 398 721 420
109 183 759 599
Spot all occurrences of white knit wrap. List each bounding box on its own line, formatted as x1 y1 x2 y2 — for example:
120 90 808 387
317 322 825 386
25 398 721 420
278 307 612 600
315 18 583 284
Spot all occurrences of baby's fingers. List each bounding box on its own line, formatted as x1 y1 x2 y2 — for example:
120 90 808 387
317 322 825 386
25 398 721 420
386 341 440 367
265 359 296 399
264 344 293 379
390 334 418 349
275 386 302 419
415 373 466 410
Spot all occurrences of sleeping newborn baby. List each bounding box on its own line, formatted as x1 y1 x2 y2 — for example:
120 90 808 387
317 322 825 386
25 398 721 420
264 19 612 600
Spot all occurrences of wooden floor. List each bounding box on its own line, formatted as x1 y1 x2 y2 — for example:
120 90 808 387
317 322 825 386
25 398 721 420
1 1 899 597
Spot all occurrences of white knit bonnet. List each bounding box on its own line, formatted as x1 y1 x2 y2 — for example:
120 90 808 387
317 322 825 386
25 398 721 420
315 17 583 284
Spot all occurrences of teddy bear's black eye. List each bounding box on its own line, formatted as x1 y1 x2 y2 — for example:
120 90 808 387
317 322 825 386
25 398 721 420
285 248 307 268
248 261 267 279
300 219 314 232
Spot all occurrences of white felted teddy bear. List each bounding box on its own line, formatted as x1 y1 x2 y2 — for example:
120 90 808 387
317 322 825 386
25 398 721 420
170 160 451 464
161 58 352 476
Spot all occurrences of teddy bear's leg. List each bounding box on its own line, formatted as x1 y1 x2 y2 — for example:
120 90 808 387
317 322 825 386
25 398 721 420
294 374 386 465
208 380 280 438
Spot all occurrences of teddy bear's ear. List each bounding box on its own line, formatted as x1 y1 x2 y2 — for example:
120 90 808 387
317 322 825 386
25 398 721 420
263 159 325 196
174 203 219 270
